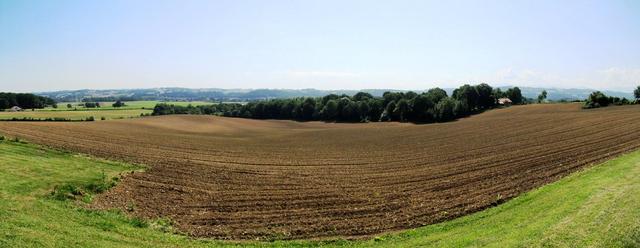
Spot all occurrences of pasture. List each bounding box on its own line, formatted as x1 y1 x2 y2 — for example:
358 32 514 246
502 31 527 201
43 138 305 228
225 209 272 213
2 103 640 241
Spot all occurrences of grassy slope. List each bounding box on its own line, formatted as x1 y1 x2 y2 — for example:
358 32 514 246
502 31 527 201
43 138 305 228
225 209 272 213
0 140 639 247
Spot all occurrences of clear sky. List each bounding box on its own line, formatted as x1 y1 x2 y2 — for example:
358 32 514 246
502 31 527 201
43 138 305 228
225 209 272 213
1 0 639 92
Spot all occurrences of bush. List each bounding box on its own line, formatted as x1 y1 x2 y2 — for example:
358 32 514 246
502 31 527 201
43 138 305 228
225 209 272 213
0 135 4 141
86 116 95 121
50 184 83 201
84 102 100 108
583 91 619 109
50 172 119 201
112 100 125 108
100 116 106 121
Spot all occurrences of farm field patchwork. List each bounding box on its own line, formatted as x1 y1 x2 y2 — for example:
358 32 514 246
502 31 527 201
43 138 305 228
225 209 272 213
0 109 153 120
1 103 640 241
43 101 217 111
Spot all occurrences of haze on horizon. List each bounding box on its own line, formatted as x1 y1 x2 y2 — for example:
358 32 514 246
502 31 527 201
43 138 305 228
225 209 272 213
1 0 639 93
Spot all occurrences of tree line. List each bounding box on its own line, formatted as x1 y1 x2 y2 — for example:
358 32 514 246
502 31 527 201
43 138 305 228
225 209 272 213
153 84 524 123
582 85 640 109
0 93 56 110
81 96 139 102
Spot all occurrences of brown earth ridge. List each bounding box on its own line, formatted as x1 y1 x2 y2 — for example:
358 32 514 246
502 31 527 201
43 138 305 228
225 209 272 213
1 103 640 240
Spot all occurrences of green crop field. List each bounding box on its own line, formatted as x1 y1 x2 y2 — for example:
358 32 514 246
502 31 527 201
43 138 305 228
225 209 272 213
0 109 153 121
0 100 223 120
0 138 638 247
43 101 217 111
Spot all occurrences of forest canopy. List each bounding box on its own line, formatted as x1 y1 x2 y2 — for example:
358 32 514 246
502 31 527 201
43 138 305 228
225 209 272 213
0 92 56 110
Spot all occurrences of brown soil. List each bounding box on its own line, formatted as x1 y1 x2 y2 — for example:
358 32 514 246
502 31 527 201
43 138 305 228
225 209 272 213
1 103 640 240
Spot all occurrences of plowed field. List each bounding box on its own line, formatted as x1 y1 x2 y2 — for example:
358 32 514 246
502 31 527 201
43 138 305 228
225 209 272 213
1 103 639 240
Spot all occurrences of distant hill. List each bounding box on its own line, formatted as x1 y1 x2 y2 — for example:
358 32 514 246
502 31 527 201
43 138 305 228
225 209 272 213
36 86 634 102
36 88 400 102
497 86 635 101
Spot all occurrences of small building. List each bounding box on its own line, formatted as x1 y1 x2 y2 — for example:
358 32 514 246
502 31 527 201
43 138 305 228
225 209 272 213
9 106 22 112
498 98 513 106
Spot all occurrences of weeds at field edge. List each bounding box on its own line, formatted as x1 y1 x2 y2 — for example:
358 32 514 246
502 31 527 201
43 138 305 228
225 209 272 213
49 171 118 202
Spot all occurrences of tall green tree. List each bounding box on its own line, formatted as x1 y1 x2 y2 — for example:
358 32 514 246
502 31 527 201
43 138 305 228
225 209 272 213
505 87 523 104
0 99 9 109
410 94 434 121
382 101 397 121
112 100 125 108
585 91 609 108
301 98 316 120
368 100 383 122
453 84 479 111
394 99 410 121
475 83 496 109
352 92 374 102
537 90 548 103
425 88 448 104
434 97 456 122
357 101 370 122
320 100 338 120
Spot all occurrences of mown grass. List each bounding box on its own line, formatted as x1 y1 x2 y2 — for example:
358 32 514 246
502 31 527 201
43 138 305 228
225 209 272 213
0 139 639 247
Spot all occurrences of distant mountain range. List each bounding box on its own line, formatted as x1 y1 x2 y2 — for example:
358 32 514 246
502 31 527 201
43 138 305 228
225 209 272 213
36 86 635 102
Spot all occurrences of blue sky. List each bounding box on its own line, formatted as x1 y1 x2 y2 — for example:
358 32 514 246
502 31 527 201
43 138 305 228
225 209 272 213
1 0 639 92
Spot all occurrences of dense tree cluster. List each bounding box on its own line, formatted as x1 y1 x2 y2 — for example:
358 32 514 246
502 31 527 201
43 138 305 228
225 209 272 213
583 91 635 109
492 87 524 105
152 103 244 116
153 84 524 123
112 100 126 108
537 90 548 103
0 93 56 110
84 102 101 108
